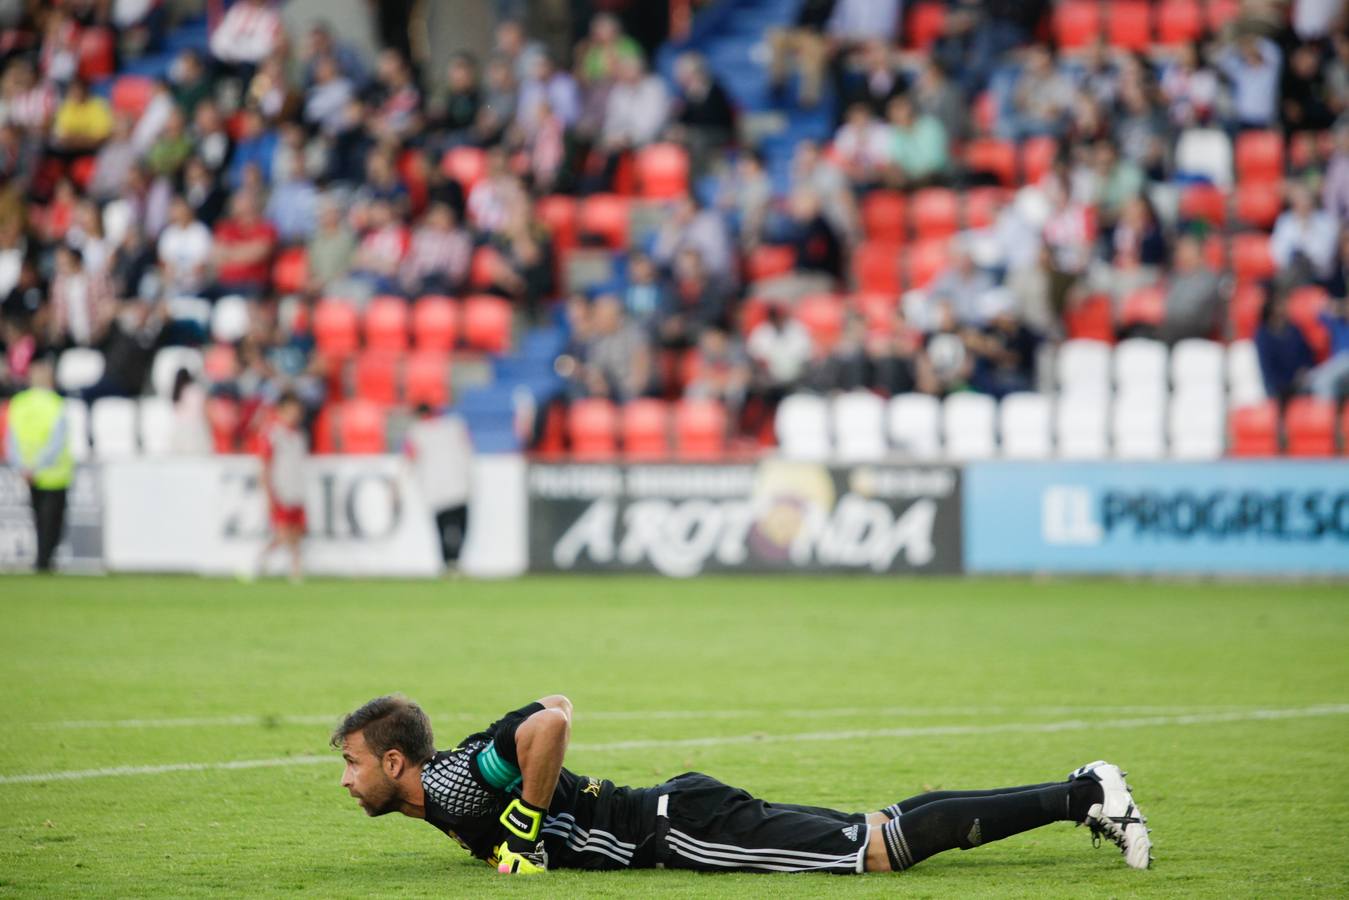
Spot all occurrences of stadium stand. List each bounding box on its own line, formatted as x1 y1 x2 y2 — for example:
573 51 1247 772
0 0 1344 465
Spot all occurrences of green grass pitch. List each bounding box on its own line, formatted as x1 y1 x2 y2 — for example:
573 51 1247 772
2 575 1347 898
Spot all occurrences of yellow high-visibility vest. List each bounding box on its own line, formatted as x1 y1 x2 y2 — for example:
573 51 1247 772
7 388 74 490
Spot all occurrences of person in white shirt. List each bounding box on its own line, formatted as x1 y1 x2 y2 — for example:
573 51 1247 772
601 55 669 151
256 391 308 583
158 195 214 297
1271 183 1340 284
404 406 473 573
210 0 283 69
1217 34 1282 129
747 302 814 391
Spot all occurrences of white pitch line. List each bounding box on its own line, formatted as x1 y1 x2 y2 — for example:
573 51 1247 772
3 704 1346 786
31 704 1263 730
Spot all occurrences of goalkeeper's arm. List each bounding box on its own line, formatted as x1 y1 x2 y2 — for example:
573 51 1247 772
495 695 572 873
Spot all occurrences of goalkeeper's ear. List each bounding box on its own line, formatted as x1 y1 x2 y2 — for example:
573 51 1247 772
382 748 408 779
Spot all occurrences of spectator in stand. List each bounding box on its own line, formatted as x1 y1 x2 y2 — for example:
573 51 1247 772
1280 41 1335 134
1113 73 1169 179
1007 45 1074 141
183 156 227 226
872 312 936 396
1086 139 1145 229
47 244 113 348
913 59 967 147
785 187 844 283
494 18 546 84
1103 195 1168 306
254 390 307 583
686 326 751 419
307 194 357 296
110 222 160 304
720 149 774 250
524 98 568 193
747 301 813 401
886 93 948 188
1161 234 1223 345
474 55 518 147
3 59 56 139
928 238 995 327
402 202 472 297
768 0 834 108
265 150 319 245
578 13 643 87
838 40 906 119
305 54 356 138
50 78 111 159
169 50 212 119
790 140 858 244
1041 172 1093 318
1271 182 1340 288
572 292 651 402
660 248 730 352
517 52 580 140
966 289 1039 398
146 105 193 178
404 406 473 574
81 300 163 402
1308 293 1349 401
302 22 369 90
489 194 555 321
210 0 284 78
88 115 139 202
169 368 213 455
227 107 278 190
349 197 409 296
1160 42 1220 129
158 195 213 298
1255 293 1316 403
368 48 422 143
670 51 735 177
1323 128 1349 222
247 55 299 123
39 8 79 87
1217 32 1283 131
821 313 872 392
2 258 45 332
425 53 481 149
211 190 277 297
1326 228 1349 299
652 193 734 284
833 101 892 190
599 54 669 158
190 100 232 177
467 146 523 235
620 250 670 336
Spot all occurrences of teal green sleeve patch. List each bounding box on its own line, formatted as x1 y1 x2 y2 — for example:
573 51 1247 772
477 741 522 791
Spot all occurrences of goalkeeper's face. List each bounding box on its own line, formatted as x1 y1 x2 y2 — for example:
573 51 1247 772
339 732 402 817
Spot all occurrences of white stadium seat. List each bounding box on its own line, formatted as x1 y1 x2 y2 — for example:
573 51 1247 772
1111 393 1166 459
139 397 175 456
1056 339 1112 394
999 392 1053 459
211 295 252 343
942 392 997 459
775 393 831 461
1113 338 1168 394
1055 391 1110 459
151 347 205 398
1169 387 1226 459
831 391 887 461
1226 340 1266 407
1171 339 1225 392
56 348 105 393
1175 127 1233 189
887 393 941 460
65 398 90 463
90 397 139 459
167 296 212 330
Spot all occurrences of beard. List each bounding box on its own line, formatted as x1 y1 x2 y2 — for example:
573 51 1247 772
355 778 402 817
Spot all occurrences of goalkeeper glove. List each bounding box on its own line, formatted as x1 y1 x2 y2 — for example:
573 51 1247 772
496 798 549 874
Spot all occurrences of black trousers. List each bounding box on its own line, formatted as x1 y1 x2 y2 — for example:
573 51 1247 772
29 486 68 572
434 505 468 565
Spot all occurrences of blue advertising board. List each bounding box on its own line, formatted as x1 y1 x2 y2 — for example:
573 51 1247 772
965 461 1349 574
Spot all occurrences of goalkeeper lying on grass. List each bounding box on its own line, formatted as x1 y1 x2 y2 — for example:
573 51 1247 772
333 694 1152 875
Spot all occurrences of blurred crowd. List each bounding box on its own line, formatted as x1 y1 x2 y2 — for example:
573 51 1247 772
1 0 1348 450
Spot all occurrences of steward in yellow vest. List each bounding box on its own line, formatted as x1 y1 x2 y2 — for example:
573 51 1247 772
4 361 73 571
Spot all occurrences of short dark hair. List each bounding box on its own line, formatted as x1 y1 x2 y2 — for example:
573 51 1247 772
331 695 435 764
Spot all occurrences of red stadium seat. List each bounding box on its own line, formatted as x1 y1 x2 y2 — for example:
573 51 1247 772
313 300 360 359
964 188 1004 230
1288 286 1331 361
352 352 398 406
1054 1 1101 50
440 146 487 190
746 244 796 282
312 403 336 454
1179 184 1228 227
1203 234 1226 271
1289 131 1327 170
111 75 156 119
1156 0 1202 45
853 293 900 335
397 149 429 216
205 395 241 453
1120 285 1166 328
1206 0 1240 32
413 295 459 353
1233 182 1282 229
536 195 578 251
1107 1 1152 50
795 294 845 350
1229 283 1265 341
1065 295 1116 343
674 398 728 460
462 295 512 353
272 247 308 296
404 352 451 408
905 239 951 289
861 191 907 243
1284 398 1336 457
1342 400 1349 456
364 296 409 353
1228 403 1279 457
635 143 690 199
853 241 903 295
964 139 1018 187
468 245 503 291
569 399 619 459
906 3 946 49
1020 136 1059 185
1235 131 1284 184
1230 233 1276 283
577 194 630 249
203 343 239 382
737 297 771 336
621 399 670 460
68 155 97 191
339 400 388 454
971 91 997 136
910 188 959 240
78 27 116 82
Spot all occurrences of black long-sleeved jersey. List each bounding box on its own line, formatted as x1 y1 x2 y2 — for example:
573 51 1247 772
420 703 666 870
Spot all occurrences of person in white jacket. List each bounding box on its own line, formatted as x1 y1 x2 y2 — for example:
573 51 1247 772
403 406 473 573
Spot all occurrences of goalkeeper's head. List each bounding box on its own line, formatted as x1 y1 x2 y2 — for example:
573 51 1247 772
332 695 435 817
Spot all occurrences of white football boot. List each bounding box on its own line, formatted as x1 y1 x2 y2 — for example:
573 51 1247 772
1068 760 1152 869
